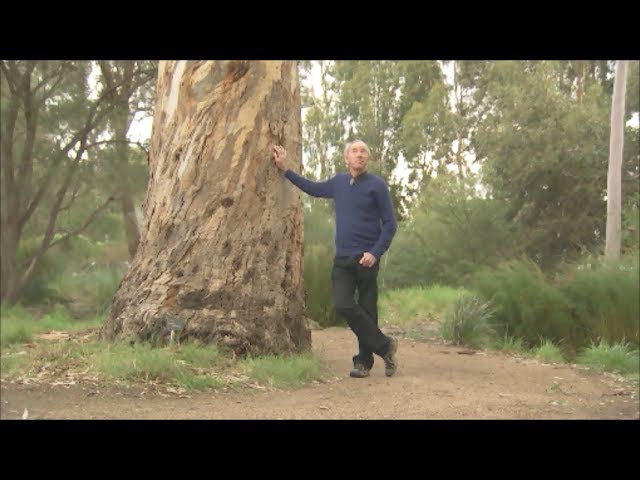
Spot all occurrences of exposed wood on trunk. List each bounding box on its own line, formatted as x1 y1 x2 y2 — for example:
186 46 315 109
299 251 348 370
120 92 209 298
101 61 310 356
605 61 628 259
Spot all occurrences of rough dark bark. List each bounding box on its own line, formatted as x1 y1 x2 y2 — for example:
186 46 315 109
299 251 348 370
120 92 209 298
100 61 311 356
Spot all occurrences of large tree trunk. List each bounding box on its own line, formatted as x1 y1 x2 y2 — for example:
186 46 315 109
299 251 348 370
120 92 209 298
605 60 628 260
100 61 310 356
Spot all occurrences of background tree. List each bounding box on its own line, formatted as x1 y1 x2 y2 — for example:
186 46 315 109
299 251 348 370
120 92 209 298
605 60 628 259
97 60 157 258
472 61 615 268
101 61 311 355
1 61 117 305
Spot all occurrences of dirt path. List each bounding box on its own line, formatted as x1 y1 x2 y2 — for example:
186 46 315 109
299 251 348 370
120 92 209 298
1 327 638 419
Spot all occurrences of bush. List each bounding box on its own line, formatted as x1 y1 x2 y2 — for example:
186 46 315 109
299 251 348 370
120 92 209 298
303 243 339 327
558 255 639 348
470 259 573 351
439 295 495 348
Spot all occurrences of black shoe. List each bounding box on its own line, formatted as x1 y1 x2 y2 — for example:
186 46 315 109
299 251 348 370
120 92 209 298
383 337 398 377
349 363 370 378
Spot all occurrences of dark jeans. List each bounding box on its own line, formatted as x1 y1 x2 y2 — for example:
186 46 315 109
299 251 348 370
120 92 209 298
331 255 391 369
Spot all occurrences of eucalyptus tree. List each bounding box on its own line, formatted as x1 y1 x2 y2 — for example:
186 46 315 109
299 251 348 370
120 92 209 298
300 61 342 180
1 61 119 305
97 60 157 258
398 60 486 206
471 61 633 267
101 61 310 355
605 60 629 259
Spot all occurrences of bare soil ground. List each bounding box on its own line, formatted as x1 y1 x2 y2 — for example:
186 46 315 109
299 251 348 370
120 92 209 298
1 327 638 420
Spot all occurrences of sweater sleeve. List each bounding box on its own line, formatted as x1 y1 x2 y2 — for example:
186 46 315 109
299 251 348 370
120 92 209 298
284 169 334 198
370 180 397 259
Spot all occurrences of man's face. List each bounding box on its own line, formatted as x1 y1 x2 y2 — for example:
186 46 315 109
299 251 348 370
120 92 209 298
346 142 370 174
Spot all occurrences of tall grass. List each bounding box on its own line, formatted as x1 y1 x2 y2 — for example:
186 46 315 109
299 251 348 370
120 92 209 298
439 295 495 348
304 243 339 327
558 255 639 348
534 339 565 363
379 285 469 327
576 341 639 375
470 259 574 351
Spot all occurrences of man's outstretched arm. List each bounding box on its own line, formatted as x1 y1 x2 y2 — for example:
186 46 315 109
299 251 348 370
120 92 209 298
273 144 334 198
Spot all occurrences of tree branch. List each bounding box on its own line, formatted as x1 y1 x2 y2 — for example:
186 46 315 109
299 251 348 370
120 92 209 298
49 195 115 249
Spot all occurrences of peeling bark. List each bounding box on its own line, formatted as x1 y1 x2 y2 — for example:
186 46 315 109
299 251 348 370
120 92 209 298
100 61 310 355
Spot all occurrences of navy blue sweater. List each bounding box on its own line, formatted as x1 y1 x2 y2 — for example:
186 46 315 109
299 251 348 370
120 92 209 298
284 169 397 259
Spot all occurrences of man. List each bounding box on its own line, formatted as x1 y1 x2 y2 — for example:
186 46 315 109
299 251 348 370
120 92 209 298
272 140 398 378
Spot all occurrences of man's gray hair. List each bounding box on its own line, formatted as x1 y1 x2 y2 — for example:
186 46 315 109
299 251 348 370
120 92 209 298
344 139 372 160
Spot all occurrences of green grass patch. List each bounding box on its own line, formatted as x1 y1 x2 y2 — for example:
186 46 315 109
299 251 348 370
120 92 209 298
1 326 328 393
53 265 127 317
534 339 565 363
559 255 639 349
1 304 102 348
576 341 639 375
438 294 495 348
176 373 224 390
241 352 326 388
379 285 470 327
491 334 528 356
0 351 30 375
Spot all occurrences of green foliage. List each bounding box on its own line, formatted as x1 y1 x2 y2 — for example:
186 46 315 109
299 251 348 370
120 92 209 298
379 285 469 326
1 60 154 305
304 243 338 327
300 61 343 179
470 259 574 351
491 334 528 355
82 212 126 243
381 175 519 289
240 352 326 388
470 254 639 356
176 343 225 367
438 295 496 348
54 264 127 317
0 322 34 348
302 60 449 214
471 61 638 269
176 374 224 391
577 341 639 375
534 340 566 363
557 255 639 348
0 351 29 375
624 61 639 123
16 231 127 315
0 304 101 347
300 59 638 273
303 200 340 326
93 342 225 387
621 202 639 255
1 326 328 392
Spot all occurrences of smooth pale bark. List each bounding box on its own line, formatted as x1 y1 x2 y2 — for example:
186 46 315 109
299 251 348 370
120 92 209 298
605 60 628 260
101 61 310 355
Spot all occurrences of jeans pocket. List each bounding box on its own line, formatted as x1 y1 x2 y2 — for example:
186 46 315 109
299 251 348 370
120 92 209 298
333 256 352 268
